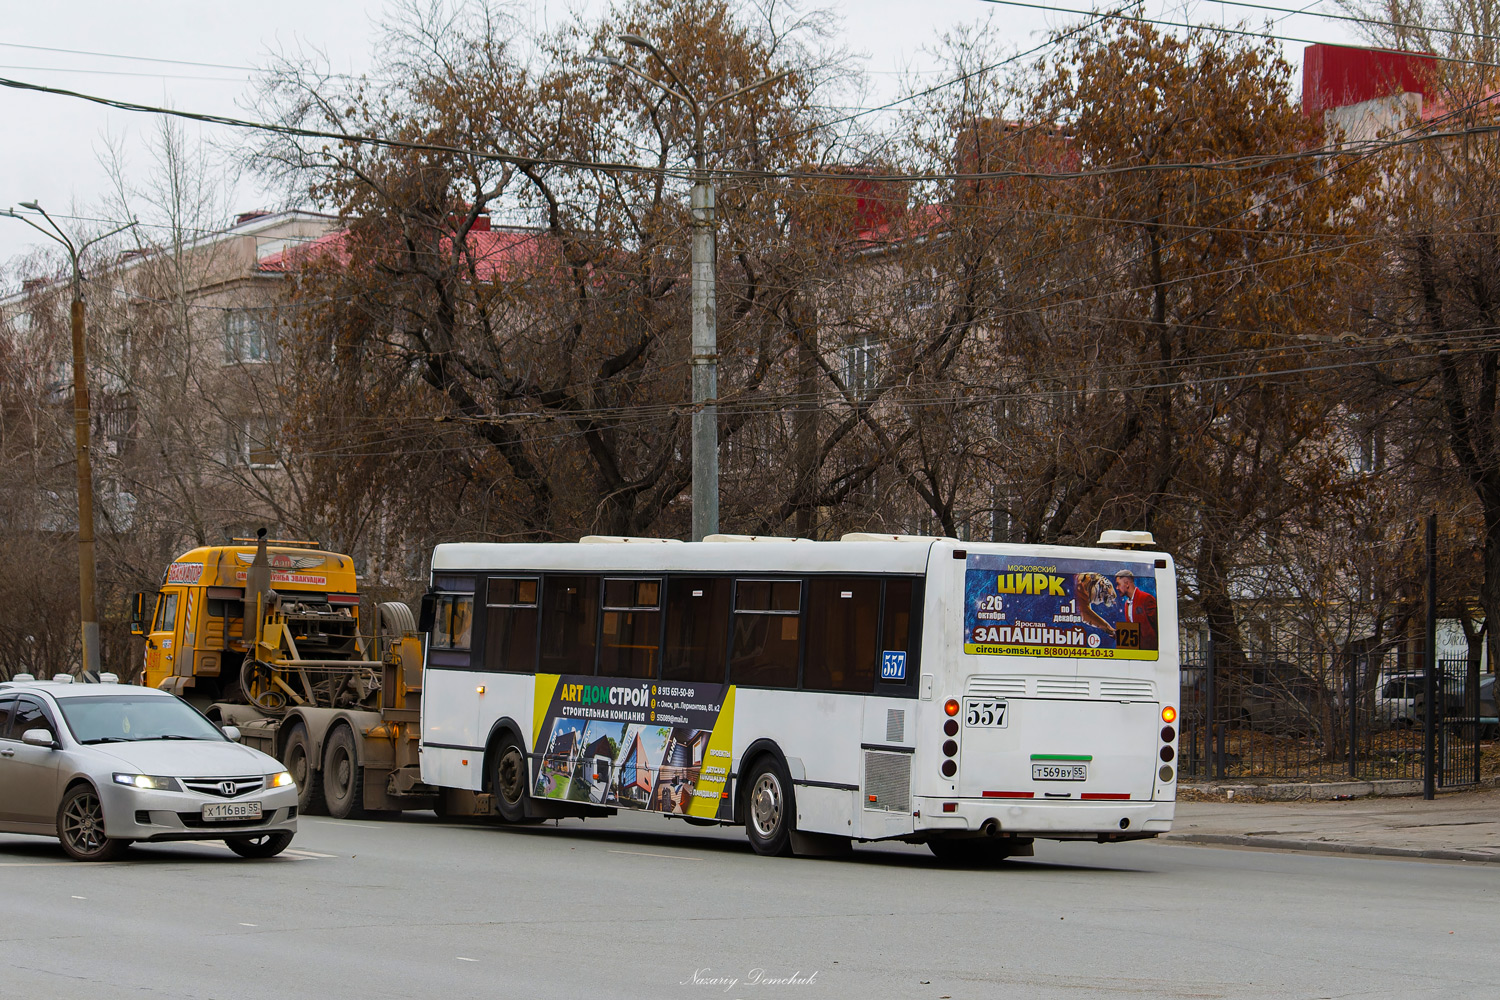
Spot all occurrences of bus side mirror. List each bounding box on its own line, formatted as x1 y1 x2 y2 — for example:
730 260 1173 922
128 592 148 636
417 593 436 633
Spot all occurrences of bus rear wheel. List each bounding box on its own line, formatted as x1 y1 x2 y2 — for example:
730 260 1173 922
743 756 795 857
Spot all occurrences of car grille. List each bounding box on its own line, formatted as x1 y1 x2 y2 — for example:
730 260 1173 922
182 776 265 798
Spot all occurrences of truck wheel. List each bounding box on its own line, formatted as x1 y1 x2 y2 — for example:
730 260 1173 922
742 756 795 857
490 736 532 823
282 723 325 816
322 725 367 820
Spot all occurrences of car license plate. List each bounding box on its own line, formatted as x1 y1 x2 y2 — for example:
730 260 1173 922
202 801 263 822
963 698 1008 728
1031 764 1087 781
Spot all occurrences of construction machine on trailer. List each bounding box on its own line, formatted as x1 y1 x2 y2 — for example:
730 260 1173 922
129 529 434 818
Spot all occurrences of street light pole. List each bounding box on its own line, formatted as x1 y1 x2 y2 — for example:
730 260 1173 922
3 204 136 678
605 36 789 540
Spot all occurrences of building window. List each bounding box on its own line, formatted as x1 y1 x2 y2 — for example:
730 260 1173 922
842 335 880 397
226 417 278 468
225 309 275 363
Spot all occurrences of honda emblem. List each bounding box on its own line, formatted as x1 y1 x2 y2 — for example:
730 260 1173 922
220 781 237 796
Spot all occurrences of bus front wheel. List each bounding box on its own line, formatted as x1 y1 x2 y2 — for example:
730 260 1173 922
490 737 532 824
743 756 796 857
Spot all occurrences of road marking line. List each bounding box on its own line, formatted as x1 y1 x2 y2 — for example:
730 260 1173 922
239 923 257 927
606 849 703 862
456 957 478 963
283 849 336 858
72 896 86 900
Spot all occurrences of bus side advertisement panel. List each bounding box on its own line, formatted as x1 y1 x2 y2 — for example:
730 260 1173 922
531 674 735 820
964 554 1160 660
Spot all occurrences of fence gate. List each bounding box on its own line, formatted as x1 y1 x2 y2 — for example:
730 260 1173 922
1434 659 1484 789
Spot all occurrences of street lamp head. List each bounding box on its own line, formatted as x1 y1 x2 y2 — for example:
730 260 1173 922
20 200 40 211
617 33 651 49
584 54 622 68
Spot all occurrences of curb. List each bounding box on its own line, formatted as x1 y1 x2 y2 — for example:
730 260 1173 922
1163 832 1500 864
1181 775 1500 801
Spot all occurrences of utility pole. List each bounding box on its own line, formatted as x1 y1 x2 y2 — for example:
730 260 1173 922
3 203 136 678
596 36 790 540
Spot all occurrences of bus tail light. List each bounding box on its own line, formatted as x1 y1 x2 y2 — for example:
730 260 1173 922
940 760 957 778
944 699 960 717
942 802 957 813
1161 706 1177 723
1159 764 1174 782
1159 745 1174 762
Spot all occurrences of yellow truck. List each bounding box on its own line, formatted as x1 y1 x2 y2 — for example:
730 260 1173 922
128 530 433 818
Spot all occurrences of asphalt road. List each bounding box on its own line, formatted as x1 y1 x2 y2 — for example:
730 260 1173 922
1 810 1493 1000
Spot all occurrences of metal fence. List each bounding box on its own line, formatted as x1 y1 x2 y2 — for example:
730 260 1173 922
1177 636 1495 786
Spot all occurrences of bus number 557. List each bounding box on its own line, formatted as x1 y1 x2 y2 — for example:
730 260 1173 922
964 699 1008 728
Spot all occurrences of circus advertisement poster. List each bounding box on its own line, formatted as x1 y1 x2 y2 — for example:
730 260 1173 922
530 675 736 820
963 554 1160 660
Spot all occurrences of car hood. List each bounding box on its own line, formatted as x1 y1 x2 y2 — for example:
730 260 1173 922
85 739 281 777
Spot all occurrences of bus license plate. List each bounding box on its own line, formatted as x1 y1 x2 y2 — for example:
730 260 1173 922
963 699 1007 728
202 801 262 822
1031 764 1087 781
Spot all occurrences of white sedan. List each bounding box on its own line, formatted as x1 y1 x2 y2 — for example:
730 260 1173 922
0 676 298 861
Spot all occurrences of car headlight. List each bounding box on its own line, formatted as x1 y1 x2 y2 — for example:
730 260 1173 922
268 771 296 788
113 773 182 791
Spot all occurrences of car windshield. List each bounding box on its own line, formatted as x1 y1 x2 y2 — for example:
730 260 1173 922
57 694 227 745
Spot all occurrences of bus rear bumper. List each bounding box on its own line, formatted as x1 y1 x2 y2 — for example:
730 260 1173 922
911 796 1175 838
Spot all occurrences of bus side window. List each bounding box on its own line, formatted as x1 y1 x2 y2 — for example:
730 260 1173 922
540 576 600 675
599 578 661 679
879 577 921 683
485 577 538 673
433 594 475 650
662 577 731 683
728 579 801 689
802 577 880 693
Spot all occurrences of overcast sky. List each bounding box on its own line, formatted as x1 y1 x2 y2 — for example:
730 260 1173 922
0 1 1358 266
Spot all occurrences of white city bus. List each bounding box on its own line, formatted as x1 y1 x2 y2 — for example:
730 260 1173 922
416 531 1178 860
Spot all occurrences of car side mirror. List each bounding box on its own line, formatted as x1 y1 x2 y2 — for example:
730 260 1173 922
221 725 241 742
418 593 436 633
22 729 57 749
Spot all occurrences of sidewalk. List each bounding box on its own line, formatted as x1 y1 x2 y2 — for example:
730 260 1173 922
1166 786 1500 863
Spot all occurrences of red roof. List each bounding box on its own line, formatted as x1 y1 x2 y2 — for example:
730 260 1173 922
1303 44 1436 116
258 221 550 280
